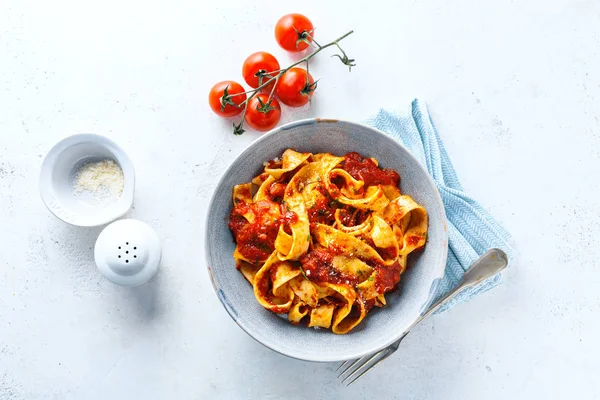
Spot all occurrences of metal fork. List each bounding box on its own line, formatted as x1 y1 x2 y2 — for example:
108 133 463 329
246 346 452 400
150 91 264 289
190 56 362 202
337 248 509 385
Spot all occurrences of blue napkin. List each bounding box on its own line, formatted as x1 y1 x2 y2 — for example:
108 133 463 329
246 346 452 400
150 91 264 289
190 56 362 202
365 99 513 312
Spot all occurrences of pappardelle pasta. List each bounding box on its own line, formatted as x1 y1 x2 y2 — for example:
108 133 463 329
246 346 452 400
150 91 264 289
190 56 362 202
228 149 428 334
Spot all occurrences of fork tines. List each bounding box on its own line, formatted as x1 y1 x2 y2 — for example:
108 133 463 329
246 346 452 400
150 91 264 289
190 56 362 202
336 348 394 386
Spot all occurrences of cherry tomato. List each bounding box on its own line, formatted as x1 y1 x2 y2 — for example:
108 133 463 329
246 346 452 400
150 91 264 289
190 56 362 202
275 14 314 52
208 81 247 117
245 94 281 132
276 68 315 107
242 52 280 91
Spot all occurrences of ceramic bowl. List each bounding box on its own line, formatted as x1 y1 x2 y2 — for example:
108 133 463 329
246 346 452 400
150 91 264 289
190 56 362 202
205 119 447 362
39 134 135 227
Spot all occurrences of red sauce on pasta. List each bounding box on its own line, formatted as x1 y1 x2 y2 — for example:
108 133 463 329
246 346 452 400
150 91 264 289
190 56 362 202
280 209 299 224
374 262 402 293
377 247 398 260
363 298 376 313
236 185 252 200
280 209 299 235
229 200 281 262
406 236 420 246
300 247 360 286
341 152 400 187
307 184 343 226
228 149 427 333
300 247 402 294
336 209 354 226
269 182 286 199
308 197 338 226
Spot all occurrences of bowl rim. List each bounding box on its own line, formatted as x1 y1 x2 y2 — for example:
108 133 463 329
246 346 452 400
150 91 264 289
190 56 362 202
205 118 448 362
39 133 135 227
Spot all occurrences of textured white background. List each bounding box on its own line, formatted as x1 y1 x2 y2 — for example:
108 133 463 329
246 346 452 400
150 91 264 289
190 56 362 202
1 0 599 399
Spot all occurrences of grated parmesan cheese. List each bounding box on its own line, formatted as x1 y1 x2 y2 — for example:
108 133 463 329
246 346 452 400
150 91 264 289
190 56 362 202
72 159 124 204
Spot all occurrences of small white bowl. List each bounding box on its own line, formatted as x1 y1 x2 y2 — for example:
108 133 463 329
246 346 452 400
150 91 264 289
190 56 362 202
39 134 135 227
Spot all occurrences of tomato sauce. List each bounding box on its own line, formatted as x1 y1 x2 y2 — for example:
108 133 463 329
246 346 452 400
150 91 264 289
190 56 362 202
363 297 376 313
265 159 281 169
376 247 397 260
306 184 343 226
229 200 281 263
336 209 354 227
300 247 360 286
279 208 299 235
335 209 369 228
269 182 286 199
280 209 299 225
236 185 252 201
307 197 338 226
373 262 402 294
406 235 420 246
341 152 400 187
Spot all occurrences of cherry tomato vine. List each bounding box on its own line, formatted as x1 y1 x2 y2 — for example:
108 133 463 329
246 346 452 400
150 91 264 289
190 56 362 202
211 20 355 135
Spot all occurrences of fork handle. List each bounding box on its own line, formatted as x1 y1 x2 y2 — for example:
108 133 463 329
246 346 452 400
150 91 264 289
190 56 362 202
404 248 508 335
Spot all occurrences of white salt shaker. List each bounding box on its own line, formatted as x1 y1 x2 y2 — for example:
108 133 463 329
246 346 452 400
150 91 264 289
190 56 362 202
94 219 161 286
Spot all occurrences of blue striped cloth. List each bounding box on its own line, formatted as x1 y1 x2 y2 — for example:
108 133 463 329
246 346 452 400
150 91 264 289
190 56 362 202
365 99 513 312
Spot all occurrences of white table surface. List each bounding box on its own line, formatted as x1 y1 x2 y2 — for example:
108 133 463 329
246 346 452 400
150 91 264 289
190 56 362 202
1 0 599 398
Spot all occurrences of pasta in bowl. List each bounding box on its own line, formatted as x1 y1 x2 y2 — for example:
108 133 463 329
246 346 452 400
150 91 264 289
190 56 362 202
228 150 428 334
205 119 447 362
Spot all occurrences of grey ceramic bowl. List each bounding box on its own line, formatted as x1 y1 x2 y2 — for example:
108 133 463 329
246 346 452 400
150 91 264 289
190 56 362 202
205 119 448 362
